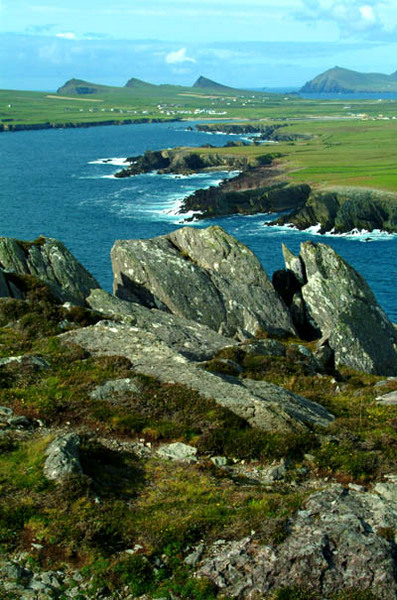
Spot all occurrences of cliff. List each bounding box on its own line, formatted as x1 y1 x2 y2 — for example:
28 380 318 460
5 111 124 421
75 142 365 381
270 188 397 234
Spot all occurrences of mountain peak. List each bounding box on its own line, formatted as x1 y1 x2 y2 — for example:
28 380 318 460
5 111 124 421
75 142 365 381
193 76 233 91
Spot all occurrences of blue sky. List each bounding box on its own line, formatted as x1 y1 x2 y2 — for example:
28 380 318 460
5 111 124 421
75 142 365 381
1 0 397 90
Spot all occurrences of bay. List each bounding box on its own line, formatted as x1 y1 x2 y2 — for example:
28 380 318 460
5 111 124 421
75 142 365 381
1 121 396 321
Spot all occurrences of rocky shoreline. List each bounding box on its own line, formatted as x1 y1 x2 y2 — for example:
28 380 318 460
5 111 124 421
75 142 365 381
0 117 179 133
115 142 397 234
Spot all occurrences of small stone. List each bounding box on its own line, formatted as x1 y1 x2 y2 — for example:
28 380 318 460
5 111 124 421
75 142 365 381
43 433 82 482
210 456 228 467
0 406 14 421
157 442 198 463
8 416 32 429
348 482 366 492
376 391 397 405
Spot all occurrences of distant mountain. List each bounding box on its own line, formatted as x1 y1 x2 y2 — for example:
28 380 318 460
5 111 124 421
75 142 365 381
193 76 237 92
124 77 158 89
301 67 397 93
57 78 114 95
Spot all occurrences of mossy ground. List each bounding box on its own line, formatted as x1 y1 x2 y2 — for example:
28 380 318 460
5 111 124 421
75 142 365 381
0 282 396 598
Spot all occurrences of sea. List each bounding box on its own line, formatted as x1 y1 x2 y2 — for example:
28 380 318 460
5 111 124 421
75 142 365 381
1 121 396 321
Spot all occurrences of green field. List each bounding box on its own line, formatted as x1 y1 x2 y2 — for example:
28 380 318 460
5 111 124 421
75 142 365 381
1 81 397 196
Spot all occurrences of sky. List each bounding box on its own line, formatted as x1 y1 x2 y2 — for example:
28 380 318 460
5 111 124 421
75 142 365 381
1 0 397 90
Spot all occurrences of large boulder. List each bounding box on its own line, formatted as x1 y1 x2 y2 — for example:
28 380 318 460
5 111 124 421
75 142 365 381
111 226 296 338
198 483 397 598
60 321 333 433
0 237 100 305
282 242 397 375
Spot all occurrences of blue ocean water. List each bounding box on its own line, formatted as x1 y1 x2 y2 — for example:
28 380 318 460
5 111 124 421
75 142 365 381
0 121 396 321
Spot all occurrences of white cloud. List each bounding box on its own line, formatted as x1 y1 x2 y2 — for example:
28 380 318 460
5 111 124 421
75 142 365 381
165 47 196 64
295 1 380 28
55 32 76 39
360 5 375 21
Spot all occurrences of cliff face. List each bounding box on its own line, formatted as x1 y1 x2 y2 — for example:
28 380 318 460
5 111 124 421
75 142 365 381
270 189 397 234
115 148 273 178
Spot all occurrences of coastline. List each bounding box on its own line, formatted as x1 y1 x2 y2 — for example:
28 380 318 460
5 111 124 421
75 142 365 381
0 116 181 133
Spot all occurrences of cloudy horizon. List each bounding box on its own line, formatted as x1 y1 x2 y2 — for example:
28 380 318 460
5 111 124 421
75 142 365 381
1 0 397 91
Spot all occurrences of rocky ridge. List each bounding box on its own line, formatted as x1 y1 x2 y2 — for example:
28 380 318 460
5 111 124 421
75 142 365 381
1 228 397 599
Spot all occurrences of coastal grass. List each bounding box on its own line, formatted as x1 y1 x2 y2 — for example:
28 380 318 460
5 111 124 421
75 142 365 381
194 118 397 195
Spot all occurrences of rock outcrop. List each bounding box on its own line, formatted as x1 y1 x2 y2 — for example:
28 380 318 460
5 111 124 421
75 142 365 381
111 226 296 338
87 288 238 361
0 236 100 305
114 148 273 178
280 242 397 375
270 188 397 234
198 483 397 599
61 321 333 433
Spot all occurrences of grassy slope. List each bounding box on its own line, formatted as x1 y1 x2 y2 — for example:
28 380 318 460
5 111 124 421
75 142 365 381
194 119 397 194
0 276 396 599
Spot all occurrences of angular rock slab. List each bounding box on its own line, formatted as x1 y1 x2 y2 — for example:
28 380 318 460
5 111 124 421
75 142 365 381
284 242 397 375
87 288 237 361
60 322 333 433
198 484 397 598
111 226 296 337
0 237 100 305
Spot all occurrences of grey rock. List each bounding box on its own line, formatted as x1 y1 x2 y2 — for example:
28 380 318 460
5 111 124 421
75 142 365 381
185 543 205 567
0 236 100 305
87 288 237 361
61 321 334 433
0 355 49 369
210 456 228 467
198 484 397 598
89 378 141 401
8 416 32 429
0 406 14 421
282 242 306 284
157 442 198 462
285 242 397 375
111 226 296 337
377 390 397 405
0 562 26 580
374 482 397 503
313 337 335 371
262 458 288 482
43 433 82 482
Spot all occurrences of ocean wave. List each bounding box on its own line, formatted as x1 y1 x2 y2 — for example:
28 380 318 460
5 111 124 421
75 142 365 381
267 222 397 241
88 157 128 166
